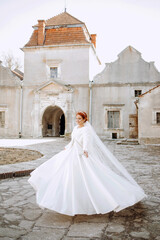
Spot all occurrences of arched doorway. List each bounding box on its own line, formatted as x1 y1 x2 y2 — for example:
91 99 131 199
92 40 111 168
42 106 65 137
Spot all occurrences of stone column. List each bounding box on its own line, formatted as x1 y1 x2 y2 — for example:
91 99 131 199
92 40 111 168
65 92 75 136
33 92 41 137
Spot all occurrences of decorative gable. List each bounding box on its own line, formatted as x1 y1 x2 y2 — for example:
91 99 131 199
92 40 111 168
34 80 72 95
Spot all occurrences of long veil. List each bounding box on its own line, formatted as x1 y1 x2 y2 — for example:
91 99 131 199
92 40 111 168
84 121 145 192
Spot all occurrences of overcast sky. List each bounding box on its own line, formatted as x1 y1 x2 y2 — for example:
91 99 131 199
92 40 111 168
0 0 160 71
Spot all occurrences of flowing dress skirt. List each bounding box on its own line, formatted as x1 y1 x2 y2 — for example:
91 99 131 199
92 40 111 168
28 144 146 216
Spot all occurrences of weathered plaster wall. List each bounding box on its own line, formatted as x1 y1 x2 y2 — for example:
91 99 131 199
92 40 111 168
0 64 21 138
138 86 160 144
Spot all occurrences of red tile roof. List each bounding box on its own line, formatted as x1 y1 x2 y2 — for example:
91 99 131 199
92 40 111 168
34 12 84 27
24 12 90 47
45 27 88 45
25 27 89 47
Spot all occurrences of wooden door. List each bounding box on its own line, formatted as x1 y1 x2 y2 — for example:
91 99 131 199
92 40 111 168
129 114 138 138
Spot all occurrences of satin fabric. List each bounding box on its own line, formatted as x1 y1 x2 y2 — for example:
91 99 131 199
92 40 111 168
28 125 146 216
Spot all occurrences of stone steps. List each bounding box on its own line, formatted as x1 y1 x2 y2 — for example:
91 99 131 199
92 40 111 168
117 139 139 145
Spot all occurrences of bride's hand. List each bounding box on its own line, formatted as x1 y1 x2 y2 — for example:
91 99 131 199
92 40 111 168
84 151 88 158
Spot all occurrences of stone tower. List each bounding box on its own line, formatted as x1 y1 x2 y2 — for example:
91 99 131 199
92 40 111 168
21 12 100 137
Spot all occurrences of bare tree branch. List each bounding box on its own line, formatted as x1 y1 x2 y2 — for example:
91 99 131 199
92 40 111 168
1 51 22 70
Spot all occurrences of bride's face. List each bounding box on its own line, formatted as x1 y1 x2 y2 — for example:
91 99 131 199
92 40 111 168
76 114 85 126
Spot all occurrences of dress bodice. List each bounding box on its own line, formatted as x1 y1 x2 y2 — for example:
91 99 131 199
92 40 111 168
65 125 89 152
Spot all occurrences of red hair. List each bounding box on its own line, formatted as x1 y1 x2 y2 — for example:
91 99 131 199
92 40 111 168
76 112 88 122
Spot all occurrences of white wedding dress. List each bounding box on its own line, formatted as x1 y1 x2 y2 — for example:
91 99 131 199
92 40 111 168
28 121 146 216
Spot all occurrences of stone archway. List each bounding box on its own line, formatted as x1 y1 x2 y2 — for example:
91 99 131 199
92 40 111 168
42 106 65 137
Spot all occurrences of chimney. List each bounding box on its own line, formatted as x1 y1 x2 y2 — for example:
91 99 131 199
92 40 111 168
38 20 45 46
91 34 97 48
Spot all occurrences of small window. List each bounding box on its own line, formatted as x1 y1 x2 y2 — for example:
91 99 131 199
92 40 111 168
50 67 58 78
108 111 120 128
47 124 52 129
0 111 5 128
135 90 142 97
112 133 117 139
156 112 160 124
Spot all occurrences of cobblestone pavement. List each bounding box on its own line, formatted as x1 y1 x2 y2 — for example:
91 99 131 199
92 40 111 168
0 139 160 240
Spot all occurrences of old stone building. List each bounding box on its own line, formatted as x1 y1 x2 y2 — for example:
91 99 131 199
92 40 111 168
0 11 160 141
136 85 160 144
21 11 101 138
0 62 23 138
92 46 160 139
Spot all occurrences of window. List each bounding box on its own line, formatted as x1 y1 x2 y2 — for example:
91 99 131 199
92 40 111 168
108 111 120 128
47 124 52 129
0 111 5 128
50 67 58 78
112 133 117 139
156 112 160 124
135 90 142 97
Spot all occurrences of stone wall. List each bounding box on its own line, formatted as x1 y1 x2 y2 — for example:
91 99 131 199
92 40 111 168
0 63 21 138
138 86 160 144
92 46 160 139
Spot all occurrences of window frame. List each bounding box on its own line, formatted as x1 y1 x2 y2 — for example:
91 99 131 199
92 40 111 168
0 111 5 128
156 112 160 124
0 106 8 129
135 90 142 97
107 110 120 129
46 59 62 81
104 104 124 130
152 108 160 126
50 67 58 79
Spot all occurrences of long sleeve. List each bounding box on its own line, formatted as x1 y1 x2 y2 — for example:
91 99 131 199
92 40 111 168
83 127 90 152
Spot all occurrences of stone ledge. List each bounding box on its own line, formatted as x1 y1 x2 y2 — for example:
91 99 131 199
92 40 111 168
0 169 34 180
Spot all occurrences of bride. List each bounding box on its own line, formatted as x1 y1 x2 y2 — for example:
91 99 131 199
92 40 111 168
28 111 146 216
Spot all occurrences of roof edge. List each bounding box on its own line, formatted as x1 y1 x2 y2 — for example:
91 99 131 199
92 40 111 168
33 11 84 28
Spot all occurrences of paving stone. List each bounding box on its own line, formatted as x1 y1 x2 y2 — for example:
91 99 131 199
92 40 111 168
8 225 22 230
155 237 160 240
147 222 160 234
0 209 6 215
0 185 9 190
145 200 159 207
35 212 72 228
0 237 14 240
20 227 66 240
23 208 42 221
113 209 135 217
149 214 160 221
67 223 106 238
3 196 24 207
64 238 98 240
14 199 31 207
19 220 34 230
130 230 150 239
110 216 126 224
23 191 34 198
104 235 127 240
74 213 109 223
0 227 27 238
3 213 22 222
105 223 125 233
0 139 160 239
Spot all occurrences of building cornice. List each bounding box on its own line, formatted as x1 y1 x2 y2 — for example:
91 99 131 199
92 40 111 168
92 82 160 87
21 43 92 51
